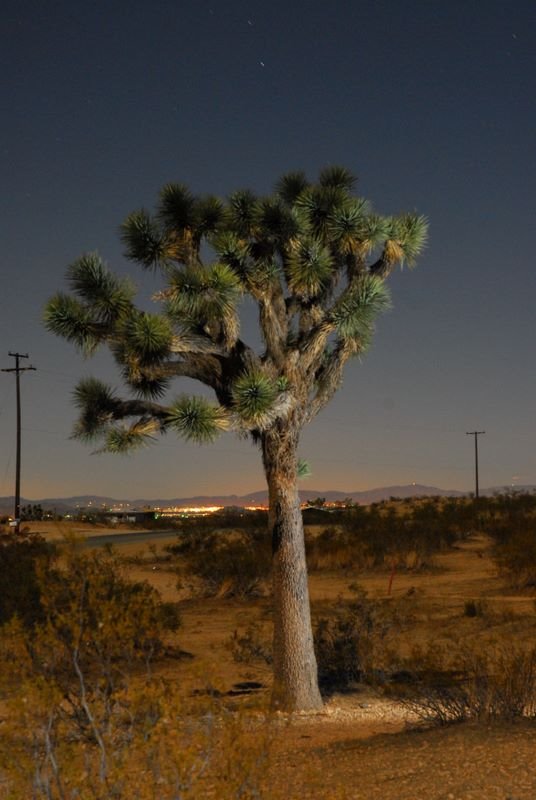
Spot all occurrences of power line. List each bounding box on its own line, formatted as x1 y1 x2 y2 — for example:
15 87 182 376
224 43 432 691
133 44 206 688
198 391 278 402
1 352 36 531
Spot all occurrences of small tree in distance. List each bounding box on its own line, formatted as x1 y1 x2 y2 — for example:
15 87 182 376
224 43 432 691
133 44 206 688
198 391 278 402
44 166 427 711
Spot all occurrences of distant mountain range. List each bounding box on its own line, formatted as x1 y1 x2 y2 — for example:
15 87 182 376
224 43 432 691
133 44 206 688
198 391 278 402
1 484 534 515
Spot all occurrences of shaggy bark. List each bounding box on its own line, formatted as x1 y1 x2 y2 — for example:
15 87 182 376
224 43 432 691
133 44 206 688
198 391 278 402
262 424 322 711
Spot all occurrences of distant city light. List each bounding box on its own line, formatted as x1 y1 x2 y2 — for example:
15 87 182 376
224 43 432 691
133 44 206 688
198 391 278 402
156 505 225 517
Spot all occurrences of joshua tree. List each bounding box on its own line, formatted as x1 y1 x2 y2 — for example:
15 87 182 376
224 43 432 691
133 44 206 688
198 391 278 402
44 166 427 711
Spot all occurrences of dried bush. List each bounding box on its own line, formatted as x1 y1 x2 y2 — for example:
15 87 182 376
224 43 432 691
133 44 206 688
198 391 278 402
169 526 271 598
313 587 398 692
227 623 273 665
481 491 536 543
0 546 276 799
398 641 536 725
0 545 181 757
306 498 470 574
457 491 536 588
493 530 536 588
0 530 56 627
306 526 358 571
463 599 489 618
0 666 275 799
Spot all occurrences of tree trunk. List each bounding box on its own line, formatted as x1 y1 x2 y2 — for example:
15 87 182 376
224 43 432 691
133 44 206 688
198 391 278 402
262 424 323 712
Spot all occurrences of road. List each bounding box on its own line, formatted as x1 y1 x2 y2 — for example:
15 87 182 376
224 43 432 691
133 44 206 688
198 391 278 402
80 530 179 547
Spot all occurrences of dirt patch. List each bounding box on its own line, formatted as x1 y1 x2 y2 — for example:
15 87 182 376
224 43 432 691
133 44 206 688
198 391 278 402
266 720 536 799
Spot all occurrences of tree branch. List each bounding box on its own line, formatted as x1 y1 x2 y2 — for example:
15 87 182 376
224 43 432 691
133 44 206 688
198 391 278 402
156 355 225 392
129 337 262 406
258 284 288 368
305 338 356 422
368 254 395 279
296 318 334 377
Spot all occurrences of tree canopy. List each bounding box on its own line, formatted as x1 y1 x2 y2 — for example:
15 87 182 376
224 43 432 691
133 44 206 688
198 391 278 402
45 166 427 452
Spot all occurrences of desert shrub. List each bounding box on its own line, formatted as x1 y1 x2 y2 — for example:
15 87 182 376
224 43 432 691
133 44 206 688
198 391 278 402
0 530 55 627
313 587 395 691
302 506 347 525
306 526 358 571
306 498 469 573
483 491 536 539
470 491 536 587
492 529 536 588
463 599 489 618
0 662 275 799
227 623 273 665
463 599 479 618
0 546 181 748
42 547 180 662
169 526 271 598
397 641 536 725
0 540 272 798
2 548 279 800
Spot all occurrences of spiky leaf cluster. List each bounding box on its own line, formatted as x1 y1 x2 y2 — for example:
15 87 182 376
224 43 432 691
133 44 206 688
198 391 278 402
318 165 357 191
66 253 135 318
165 262 241 346
110 311 174 397
297 458 312 479
100 422 156 454
232 371 279 427
44 294 101 356
72 377 165 450
167 396 229 443
275 171 310 204
118 312 173 365
166 263 241 321
287 238 333 298
388 214 429 266
330 274 392 343
227 190 259 238
212 232 251 275
328 198 371 255
44 254 134 355
121 371 170 400
71 378 119 441
120 211 168 270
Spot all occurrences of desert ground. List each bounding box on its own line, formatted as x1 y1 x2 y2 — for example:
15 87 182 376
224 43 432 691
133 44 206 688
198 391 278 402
15 516 536 799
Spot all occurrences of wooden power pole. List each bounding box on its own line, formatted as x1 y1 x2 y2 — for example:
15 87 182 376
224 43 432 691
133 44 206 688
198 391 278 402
1 352 36 532
466 430 485 499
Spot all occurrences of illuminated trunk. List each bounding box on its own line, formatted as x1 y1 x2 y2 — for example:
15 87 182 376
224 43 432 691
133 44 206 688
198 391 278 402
262 424 323 711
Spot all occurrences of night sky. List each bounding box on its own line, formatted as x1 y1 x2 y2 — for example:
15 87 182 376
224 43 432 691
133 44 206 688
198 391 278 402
1 0 535 500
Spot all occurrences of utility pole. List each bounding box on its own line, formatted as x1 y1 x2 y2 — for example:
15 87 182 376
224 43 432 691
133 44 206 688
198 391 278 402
1 352 36 532
466 430 485 499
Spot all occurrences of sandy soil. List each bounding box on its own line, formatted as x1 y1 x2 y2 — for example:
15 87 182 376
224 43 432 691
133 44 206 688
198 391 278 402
267 718 536 799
